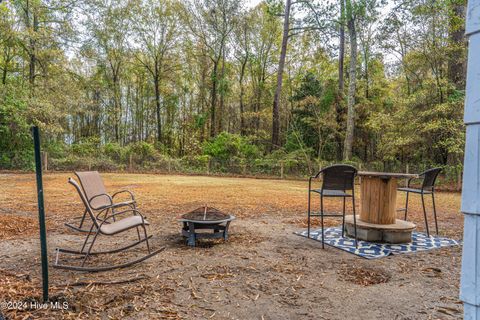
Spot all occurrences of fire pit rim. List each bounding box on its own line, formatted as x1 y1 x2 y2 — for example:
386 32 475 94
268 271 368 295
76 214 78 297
177 206 236 224
177 215 236 224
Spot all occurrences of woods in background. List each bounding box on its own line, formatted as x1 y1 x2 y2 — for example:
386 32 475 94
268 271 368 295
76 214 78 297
0 0 467 180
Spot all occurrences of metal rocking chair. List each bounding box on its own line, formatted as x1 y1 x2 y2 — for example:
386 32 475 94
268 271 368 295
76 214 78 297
308 164 358 248
398 167 442 237
54 177 164 272
65 171 137 233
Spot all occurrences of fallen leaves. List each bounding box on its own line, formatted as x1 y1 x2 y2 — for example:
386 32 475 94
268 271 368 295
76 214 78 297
337 265 391 286
0 215 38 240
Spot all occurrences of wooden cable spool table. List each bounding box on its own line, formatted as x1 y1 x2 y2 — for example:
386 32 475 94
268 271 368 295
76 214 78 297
344 171 417 243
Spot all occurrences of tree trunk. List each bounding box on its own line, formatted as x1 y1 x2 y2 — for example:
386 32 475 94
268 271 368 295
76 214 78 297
218 48 226 133
154 69 162 143
113 70 121 142
343 10 357 161
338 0 345 92
364 46 369 99
239 53 248 135
25 0 38 91
271 0 291 150
1 55 8 85
448 0 466 89
210 59 219 138
200 58 208 142
336 0 346 160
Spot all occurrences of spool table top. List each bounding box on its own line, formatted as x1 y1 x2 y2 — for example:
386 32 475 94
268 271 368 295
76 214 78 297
358 171 418 179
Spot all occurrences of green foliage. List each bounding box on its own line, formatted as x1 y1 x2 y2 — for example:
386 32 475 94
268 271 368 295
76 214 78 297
286 72 338 160
71 137 101 157
203 132 260 165
0 86 33 170
128 141 158 163
104 142 127 162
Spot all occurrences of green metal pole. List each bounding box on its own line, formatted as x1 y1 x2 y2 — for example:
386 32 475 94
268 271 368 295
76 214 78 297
32 126 49 302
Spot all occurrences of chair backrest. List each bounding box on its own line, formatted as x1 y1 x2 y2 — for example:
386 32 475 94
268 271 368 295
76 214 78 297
420 167 442 190
75 171 110 209
68 177 100 229
320 164 357 191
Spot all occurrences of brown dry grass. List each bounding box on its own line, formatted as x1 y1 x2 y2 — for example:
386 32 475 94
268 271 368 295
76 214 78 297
0 172 463 236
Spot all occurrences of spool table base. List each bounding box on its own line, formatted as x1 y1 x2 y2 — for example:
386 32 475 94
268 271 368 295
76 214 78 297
345 215 416 244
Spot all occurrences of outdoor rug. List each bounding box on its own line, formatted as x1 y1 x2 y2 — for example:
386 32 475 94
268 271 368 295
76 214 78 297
295 227 461 259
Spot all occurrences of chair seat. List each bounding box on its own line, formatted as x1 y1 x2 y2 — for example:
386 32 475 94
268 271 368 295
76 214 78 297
397 187 432 194
311 189 352 197
100 216 149 235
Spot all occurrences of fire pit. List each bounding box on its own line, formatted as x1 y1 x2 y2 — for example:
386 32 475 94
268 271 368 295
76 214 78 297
178 206 235 247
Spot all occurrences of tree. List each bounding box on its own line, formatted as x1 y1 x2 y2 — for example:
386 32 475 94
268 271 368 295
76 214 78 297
185 0 240 138
271 0 291 150
84 0 131 143
447 0 466 89
130 0 181 143
339 0 346 92
343 0 358 160
233 12 251 135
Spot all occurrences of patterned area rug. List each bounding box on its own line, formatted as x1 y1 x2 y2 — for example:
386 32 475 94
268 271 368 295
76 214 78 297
295 227 461 259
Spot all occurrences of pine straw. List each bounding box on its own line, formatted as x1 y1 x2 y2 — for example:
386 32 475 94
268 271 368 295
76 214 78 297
0 215 38 240
0 269 48 319
200 265 236 281
0 270 40 302
285 216 340 228
0 269 180 319
337 265 391 286
228 231 268 245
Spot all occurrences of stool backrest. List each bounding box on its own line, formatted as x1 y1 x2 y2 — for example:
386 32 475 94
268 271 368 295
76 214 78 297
420 167 442 190
320 164 357 191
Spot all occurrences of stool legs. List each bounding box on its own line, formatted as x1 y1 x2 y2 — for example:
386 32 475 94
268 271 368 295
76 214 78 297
421 193 430 237
404 192 409 220
352 194 358 248
320 194 324 249
341 197 346 237
307 190 311 238
432 192 438 235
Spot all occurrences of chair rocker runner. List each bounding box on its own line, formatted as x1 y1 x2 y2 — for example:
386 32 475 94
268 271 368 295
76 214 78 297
65 171 136 233
307 164 358 248
54 177 164 272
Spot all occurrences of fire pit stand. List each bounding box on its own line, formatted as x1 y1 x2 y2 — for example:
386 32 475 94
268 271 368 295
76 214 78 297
178 206 235 247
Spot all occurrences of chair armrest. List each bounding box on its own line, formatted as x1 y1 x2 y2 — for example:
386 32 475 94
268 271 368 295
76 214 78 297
89 193 113 210
111 189 136 202
101 208 147 223
308 176 317 191
404 174 422 187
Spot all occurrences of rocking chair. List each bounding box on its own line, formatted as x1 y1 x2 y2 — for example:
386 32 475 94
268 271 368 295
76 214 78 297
54 177 164 272
65 171 137 233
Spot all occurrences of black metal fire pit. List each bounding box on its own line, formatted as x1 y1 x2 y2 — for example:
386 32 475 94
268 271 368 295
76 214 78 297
178 206 235 247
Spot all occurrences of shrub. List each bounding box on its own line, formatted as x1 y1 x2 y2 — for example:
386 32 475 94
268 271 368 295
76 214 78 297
202 132 260 165
50 155 121 171
0 90 33 170
127 141 158 164
71 137 101 157
104 142 127 163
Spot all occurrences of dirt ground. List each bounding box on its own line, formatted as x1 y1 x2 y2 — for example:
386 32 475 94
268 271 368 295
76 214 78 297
0 173 464 319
